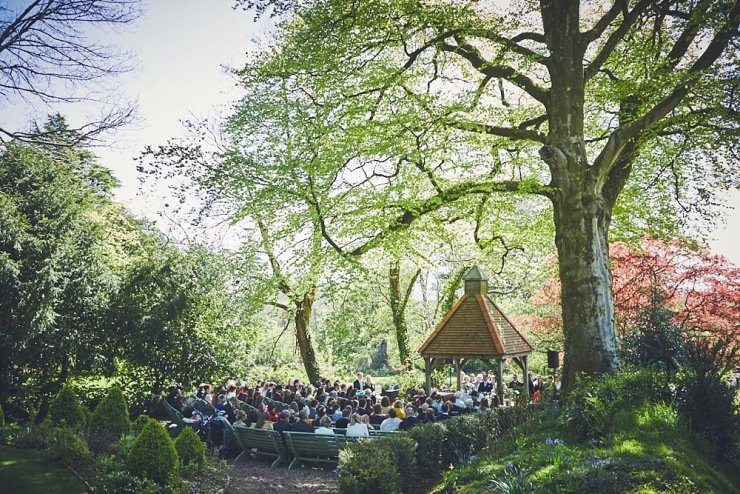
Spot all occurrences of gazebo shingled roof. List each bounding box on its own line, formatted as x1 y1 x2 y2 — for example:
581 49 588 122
418 265 533 397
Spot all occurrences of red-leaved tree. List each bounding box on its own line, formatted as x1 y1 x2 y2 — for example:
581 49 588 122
526 239 740 347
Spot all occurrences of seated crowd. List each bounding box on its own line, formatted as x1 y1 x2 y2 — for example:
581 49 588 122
164 369 547 438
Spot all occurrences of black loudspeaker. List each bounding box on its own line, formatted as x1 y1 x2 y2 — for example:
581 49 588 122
547 350 560 369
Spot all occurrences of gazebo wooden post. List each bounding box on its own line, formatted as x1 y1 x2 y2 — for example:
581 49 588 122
455 358 462 391
496 358 505 405
523 355 530 400
424 357 433 395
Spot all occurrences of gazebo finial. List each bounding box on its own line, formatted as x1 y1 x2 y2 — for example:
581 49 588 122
463 265 488 296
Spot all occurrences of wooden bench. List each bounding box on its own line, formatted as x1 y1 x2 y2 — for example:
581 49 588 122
192 396 217 416
263 396 290 411
284 431 340 470
161 399 199 436
233 426 289 469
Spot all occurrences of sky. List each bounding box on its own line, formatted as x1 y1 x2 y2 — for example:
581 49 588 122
4 1 740 264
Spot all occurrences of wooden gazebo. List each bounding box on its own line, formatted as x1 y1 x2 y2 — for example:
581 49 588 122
418 266 533 402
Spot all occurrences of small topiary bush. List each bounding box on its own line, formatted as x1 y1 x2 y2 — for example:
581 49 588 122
49 386 87 430
442 413 492 463
339 439 401 494
407 422 447 473
89 386 131 437
126 419 179 485
132 414 151 436
174 427 206 470
381 433 417 493
46 426 91 465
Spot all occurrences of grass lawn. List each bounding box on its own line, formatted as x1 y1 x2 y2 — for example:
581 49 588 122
0 444 87 494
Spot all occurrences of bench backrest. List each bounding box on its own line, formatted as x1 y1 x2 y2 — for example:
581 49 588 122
233 426 286 456
162 399 184 426
192 397 217 416
284 431 339 458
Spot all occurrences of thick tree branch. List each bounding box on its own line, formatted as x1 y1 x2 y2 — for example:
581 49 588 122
342 179 549 257
445 117 547 143
440 40 549 105
581 0 628 44
591 3 739 182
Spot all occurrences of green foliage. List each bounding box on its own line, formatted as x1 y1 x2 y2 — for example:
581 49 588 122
439 379 740 494
0 403 4 427
126 420 179 485
7 421 54 449
489 465 534 494
382 433 418 493
95 454 158 494
132 414 151 436
561 369 665 443
339 407 537 493
46 426 91 465
85 430 118 455
677 337 739 463
49 386 87 430
89 387 131 437
407 423 447 473
620 297 685 375
97 470 157 494
173 427 206 471
339 440 401 494
110 244 258 400
0 134 133 421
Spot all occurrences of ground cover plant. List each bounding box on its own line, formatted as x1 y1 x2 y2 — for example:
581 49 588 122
430 369 739 494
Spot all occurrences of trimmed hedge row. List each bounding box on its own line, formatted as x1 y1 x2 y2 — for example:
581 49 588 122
338 405 538 494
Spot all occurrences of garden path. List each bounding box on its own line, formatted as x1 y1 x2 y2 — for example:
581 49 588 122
226 456 338 494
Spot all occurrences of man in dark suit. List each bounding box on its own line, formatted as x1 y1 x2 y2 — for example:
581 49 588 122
353 372 367 390
335 407 352 428
478 372 494 394
291 409 314 433
272 410 292 433
399 405 420 431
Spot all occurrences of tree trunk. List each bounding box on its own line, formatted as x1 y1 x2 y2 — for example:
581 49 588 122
553 188 620 391
539 0 620 391
294 291 320 384
389 261 412 371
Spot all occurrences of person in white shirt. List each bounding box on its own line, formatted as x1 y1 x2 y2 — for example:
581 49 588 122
379 408 402 432
314 416 335 435
346 413 370 437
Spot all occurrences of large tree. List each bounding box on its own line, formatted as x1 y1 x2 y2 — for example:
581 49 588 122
234 0 739 389
0 117 126 420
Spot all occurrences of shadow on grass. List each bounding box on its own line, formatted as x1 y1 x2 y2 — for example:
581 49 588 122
0 444 87 494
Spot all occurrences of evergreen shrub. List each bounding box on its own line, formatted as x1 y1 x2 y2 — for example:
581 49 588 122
407 423 447 473
49 386 87 430
442 413 491 463
174 427 206 470
89 386 131 437
339 439 401 494
381 433 417 493
126 420 179 484
132 414 151 436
